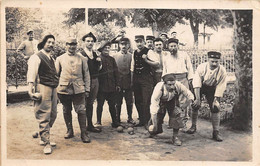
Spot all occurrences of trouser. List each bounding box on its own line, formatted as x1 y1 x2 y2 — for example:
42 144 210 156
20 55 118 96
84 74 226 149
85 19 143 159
148 97 184 133
191 85 220 131
34 84 57 144
116 88 134 122
153 72 162 87
85 78 99 128
58 93 87 133
133 73 153 125
96 91 117 124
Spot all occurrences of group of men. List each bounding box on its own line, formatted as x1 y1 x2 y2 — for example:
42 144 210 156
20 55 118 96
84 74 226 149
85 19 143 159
19 29 227 155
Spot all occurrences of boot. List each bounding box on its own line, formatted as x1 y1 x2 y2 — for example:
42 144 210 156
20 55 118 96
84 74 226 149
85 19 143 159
186 125 196 134
63 112 74 139
172 136 182 146
78 113 91 143
86 104 101 133
212 130 223 142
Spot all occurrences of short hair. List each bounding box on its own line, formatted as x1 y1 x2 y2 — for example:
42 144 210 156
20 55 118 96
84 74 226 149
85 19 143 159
153 38 164 43
37 35 55 50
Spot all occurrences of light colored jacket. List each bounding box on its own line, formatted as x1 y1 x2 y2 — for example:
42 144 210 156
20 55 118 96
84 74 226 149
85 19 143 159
55 52 90 94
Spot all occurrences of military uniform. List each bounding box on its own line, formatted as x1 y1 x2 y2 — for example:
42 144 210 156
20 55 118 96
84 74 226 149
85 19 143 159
55 38 91 143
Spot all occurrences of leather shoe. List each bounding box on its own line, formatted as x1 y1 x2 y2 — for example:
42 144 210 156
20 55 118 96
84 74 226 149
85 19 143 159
111 122 120 128
64 129 74 139
212 130 223 142
87 126 102 133
43 144 52 154
81 132 91 143
186 125 197 134
172 136 182 146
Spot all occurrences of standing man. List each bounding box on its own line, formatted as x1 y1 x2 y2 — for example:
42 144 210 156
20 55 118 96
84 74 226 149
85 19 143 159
171 31 186 46
95 41 121 128
27 34 59 154
162 38 194 120
55 38 91 143
17 30 39 60
131 35 159 128
149 74 194 146
147 38 166 86
160 33 168 51
146 35 155 50
79 32 102 133
113 38 135 124
186 51 227 142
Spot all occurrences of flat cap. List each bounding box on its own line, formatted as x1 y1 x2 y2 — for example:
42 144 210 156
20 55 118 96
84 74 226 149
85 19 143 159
208 51 221 59
66 37 77 44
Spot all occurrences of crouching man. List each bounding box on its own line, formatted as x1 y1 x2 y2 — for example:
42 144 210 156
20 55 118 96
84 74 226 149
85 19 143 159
148 74 194 146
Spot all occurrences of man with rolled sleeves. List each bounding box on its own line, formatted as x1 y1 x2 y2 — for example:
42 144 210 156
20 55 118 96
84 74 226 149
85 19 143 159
162 38 194 121
146 35 155 50
55 38 91 143
113 37 135 124
149 74 194 146
186 51 227 142
131 35 159 128
27 34 58 154
17 30 39 60
79 32 102 133
160 33 168 51
95 41 121 128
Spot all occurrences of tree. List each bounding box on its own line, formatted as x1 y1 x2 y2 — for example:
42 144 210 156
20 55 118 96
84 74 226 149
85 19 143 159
231 10 252 131
179 9 233 46
63 8 85 26
130 9 185 36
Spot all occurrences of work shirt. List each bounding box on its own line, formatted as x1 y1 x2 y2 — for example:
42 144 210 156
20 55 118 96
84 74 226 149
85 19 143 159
113 51 132 89
55 52 90 94
17 39 38 57
147 50 167 73
192 62 227 97
98 54 119 92
27 50 54 83
162 51 194 80
150 81 194 115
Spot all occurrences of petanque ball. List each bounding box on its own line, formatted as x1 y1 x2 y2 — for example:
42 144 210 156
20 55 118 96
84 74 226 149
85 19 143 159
117 126 124 133
127 127 134 133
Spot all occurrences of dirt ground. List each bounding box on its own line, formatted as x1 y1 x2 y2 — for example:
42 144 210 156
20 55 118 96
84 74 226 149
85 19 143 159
6 100 252 161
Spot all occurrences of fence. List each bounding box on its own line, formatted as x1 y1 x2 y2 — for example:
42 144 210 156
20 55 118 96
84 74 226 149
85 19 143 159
6 48 236 88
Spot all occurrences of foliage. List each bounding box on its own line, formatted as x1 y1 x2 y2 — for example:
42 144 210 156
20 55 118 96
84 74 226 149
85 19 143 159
231 10 252 131
63 8 85 26
92 23 116 42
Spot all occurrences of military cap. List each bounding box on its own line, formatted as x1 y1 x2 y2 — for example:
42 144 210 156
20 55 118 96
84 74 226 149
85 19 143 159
153 38 164 43
160 33 168 38
208 51 221 59
119 37 130 44
66 37 77 44
162 73 176 82
135 35 145 41
171 31 177 35
82 32 97 42
146 35 155 41
27 30 33 35
168 38 179 44
97 41 111 52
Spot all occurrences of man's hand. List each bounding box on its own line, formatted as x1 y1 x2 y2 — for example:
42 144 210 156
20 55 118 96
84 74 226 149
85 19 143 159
212 97 220 110
85 91 90 98
116 86 121 92
191 99 201 110
142 54 148 60
96 57 101 62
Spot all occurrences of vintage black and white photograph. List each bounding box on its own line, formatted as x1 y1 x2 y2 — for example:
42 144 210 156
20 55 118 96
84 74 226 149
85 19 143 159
1 0 259 165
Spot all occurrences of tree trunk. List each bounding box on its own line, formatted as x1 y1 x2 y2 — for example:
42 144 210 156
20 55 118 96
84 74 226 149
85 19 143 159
231 10 252 131
189 17 199 48
151 22 159 37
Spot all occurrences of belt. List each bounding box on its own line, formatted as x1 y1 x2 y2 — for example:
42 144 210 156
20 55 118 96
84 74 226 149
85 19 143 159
173 73 188 79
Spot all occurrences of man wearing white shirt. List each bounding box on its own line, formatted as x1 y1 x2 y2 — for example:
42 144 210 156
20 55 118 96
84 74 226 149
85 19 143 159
187 51 227 142
17 30 39 60
147 38 166 86
27 34 58 154
149 74 194 146
162 38 194 120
